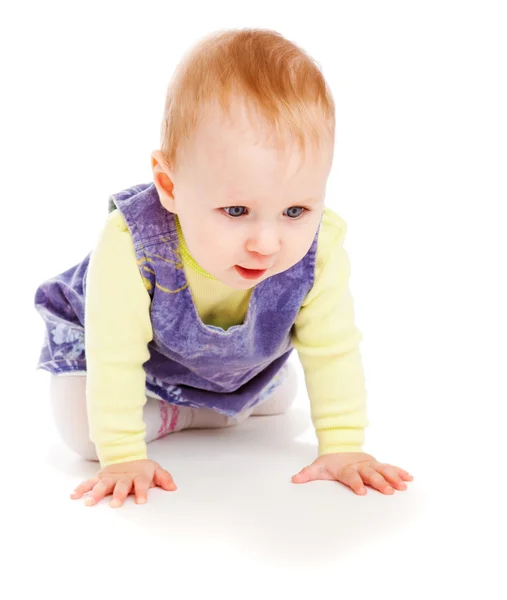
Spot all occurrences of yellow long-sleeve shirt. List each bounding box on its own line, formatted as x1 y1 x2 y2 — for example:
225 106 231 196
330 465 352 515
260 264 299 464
84 207 369 467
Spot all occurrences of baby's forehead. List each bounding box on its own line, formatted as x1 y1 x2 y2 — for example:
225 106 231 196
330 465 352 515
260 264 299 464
185 101 333 189
203 171 325 207
196 100 314 152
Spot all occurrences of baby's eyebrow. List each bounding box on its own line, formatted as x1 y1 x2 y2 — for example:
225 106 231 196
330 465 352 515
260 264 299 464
220 197 320 206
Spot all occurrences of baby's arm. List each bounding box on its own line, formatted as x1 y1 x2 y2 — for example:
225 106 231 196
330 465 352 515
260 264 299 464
291 210 415 496
292 209 369 454
84 210 154 467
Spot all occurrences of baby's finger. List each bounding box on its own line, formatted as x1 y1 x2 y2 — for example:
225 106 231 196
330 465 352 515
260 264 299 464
109 479 134 508
71 477 99 499
359 466 393 494
133 476 151 504
154 467 177 491
375 464 408 490
398 469 414 480
85 478 115 506
337 466 367 495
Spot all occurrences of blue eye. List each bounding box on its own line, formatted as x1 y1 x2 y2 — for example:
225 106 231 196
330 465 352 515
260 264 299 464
223 206 248 217
223 206 306 218
284 207 305 219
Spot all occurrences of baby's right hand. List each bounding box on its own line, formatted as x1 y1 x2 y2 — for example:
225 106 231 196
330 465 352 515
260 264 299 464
70 459 177 508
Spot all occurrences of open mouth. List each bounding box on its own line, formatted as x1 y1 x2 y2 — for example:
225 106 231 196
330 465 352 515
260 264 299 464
235 265 267 280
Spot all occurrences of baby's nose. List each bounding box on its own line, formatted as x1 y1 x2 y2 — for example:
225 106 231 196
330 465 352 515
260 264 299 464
246 225 281 256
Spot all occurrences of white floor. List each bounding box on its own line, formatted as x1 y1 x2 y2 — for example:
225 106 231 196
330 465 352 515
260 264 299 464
5 356 504 599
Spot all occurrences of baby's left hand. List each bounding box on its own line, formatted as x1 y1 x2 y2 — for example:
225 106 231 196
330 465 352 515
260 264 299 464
292 452 413 495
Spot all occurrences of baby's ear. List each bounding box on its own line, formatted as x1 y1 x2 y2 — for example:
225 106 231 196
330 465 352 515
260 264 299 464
151 150 176 212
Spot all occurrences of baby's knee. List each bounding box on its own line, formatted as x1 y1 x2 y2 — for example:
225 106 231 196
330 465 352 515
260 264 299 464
49 374 99 462
53 412 99 461
252 363 298 416
63 436 99 462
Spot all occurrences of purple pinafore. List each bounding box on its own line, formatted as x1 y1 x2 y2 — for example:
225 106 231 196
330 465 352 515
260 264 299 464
34 183 318 416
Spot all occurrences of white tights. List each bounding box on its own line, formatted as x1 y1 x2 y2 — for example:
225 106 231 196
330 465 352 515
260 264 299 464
49 363 297 461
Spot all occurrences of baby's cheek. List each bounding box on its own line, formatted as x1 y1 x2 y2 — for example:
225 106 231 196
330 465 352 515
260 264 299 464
289 238 312 263
215 232 240 254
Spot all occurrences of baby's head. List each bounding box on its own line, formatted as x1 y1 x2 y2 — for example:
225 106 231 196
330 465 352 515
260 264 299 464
151 28 335 289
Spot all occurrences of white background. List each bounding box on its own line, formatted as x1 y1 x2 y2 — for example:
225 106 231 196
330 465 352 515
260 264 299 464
1 1 506 598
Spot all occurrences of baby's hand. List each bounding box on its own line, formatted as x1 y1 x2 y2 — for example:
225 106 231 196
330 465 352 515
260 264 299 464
70 459 176 508
292 452 413 495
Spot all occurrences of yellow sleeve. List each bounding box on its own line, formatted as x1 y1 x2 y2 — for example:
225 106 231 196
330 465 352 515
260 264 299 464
85 210 153 467
292 208 369 455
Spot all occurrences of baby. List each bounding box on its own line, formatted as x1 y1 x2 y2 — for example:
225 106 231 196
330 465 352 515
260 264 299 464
35 28 413 508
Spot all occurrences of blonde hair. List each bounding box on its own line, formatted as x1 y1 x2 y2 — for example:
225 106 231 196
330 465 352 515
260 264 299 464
160 28 335 168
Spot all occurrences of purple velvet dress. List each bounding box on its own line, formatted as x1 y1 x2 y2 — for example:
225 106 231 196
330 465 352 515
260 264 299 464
35 183 319 416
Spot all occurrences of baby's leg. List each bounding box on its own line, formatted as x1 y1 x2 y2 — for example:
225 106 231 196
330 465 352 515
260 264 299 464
192 362 298 426
251 361 298 416
49 374 193 462
49 364 297 462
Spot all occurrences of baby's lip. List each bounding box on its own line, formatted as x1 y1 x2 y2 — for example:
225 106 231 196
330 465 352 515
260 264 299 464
238 261 274 270
239 265 270 270
235 265 268 280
